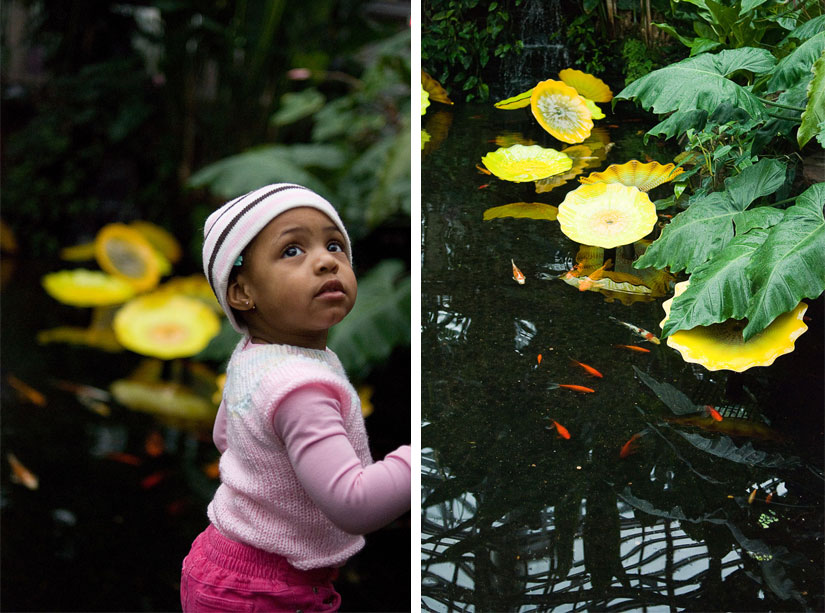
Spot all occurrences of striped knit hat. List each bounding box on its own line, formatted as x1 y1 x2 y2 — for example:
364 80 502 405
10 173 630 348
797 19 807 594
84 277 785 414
203 183 352 334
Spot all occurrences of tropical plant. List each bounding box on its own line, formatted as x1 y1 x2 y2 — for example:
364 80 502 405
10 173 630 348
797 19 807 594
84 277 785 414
615 13 825 343
422 0 523 102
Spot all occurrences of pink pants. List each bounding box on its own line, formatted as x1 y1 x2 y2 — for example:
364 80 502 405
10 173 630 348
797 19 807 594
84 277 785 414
180 525 341 612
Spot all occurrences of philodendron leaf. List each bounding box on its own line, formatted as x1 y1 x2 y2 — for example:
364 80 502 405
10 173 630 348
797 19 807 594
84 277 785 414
661 228 769 337
733 206 786 235
743 182 825 340
615 48 775 119
676 432 799 468
798 50 825 148
766 32 825 93
327 259 410 378
634 159 785 273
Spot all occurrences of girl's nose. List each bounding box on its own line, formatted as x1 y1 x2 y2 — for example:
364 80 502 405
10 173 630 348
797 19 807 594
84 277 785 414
314 249 339 273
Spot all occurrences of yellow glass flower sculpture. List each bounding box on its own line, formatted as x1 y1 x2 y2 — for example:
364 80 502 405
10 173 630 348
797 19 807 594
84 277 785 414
557 183 657 248
130 221 182 265
481 144 572 182
558 68 613 102
531 80 593 144
95 223 164 292
113 293 220 359
155 274 223 314
580 160 684 192
660 281 809 372
535 144 599 193
42 269 136 307
421 85 430 115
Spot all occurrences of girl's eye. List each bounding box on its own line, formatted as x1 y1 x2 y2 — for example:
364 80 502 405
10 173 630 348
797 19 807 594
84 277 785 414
283 245 304 258
327 241 344 253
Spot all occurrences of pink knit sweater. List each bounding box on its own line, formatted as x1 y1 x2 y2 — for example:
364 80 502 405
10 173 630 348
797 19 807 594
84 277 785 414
208 340 411 570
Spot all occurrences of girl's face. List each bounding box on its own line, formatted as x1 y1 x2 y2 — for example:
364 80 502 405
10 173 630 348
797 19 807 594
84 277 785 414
228 207 356 349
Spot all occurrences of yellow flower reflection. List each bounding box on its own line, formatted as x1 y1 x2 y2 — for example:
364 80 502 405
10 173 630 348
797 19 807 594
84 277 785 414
114 293 220 359
660 281 809 372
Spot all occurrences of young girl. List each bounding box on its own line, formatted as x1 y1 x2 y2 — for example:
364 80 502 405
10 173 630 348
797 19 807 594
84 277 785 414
181 183 411 612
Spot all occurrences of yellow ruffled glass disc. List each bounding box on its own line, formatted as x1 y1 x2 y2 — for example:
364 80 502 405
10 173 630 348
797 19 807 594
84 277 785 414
42 269 136 307
481 144 572 182
114 293 220 359
421 85 430 115
95 223 162 292
558 68 613 102
557 183 657 248
530 80 593 144
580 160 684 192
660 281 809 372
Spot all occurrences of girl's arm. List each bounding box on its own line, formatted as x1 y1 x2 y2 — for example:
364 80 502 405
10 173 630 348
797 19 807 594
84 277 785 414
274 385 411 535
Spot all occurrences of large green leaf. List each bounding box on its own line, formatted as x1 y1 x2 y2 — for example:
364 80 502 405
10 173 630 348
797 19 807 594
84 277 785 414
632 367 698 415
676 432 799 468
634 159 786 273
743 182 825 339
327 259 410 378
615 48 776 119
188 145 337 199
646 109 708 141
798 50 825 148
766 32 825 93
780 14 825 45
661 229 768 337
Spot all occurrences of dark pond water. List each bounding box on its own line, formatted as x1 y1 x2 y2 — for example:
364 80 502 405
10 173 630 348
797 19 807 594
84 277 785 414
0 259 409 612
421 102 824 612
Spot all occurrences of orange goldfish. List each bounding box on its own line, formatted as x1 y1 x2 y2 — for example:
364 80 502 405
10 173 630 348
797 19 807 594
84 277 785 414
475 164 492 175
615 344 651 353
620 432 644 458
578 259 613 291
478 184 490 189
765 493 774 504
537 354 542 365
609 316 660 344
7 453 39 490
748 489 758 504
570 359 603 378
550 383 595 393
511 259 525 285
145 431 165 457
548 420 571 439
704 405 723 421
7 374 47 407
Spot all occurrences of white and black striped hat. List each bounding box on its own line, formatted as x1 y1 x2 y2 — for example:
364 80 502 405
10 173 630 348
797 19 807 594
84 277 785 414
202 184 352 333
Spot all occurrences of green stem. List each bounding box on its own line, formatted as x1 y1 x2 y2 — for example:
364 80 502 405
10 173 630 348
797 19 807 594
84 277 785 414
766 112 802 123
771 196 797 207
758 97 806 112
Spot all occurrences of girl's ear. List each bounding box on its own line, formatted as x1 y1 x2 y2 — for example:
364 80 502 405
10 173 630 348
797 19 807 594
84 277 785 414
227 277 254 311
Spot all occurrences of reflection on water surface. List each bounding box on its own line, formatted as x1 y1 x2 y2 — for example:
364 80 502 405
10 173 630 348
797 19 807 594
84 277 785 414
421 103 824 612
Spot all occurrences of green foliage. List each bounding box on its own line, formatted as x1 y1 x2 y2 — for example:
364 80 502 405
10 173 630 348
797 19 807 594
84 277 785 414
567 12 608 74
422 0 523 102
799 50 825 147
621 38 656 85
653 0 822 55
617 7 825 343
327 259 411 379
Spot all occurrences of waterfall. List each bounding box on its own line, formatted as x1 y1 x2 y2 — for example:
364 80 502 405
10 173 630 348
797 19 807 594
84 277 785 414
495 0 571 99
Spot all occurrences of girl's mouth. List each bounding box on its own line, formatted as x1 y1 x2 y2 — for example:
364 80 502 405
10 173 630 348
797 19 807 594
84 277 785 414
316 279 345 297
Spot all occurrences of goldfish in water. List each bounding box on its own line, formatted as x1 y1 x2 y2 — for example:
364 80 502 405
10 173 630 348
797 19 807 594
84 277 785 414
548 420 571 439
765 492 774 504
570 359 603 378
537 354 542 365
620 432 644 458
609 316 660 344
7 374 47 407
748 488 758 504
704 405 723 421
578 259 613 292
511 259 526 285
614 344 651 353
550 383 595 393
475 163 492 175
7 453 39 490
